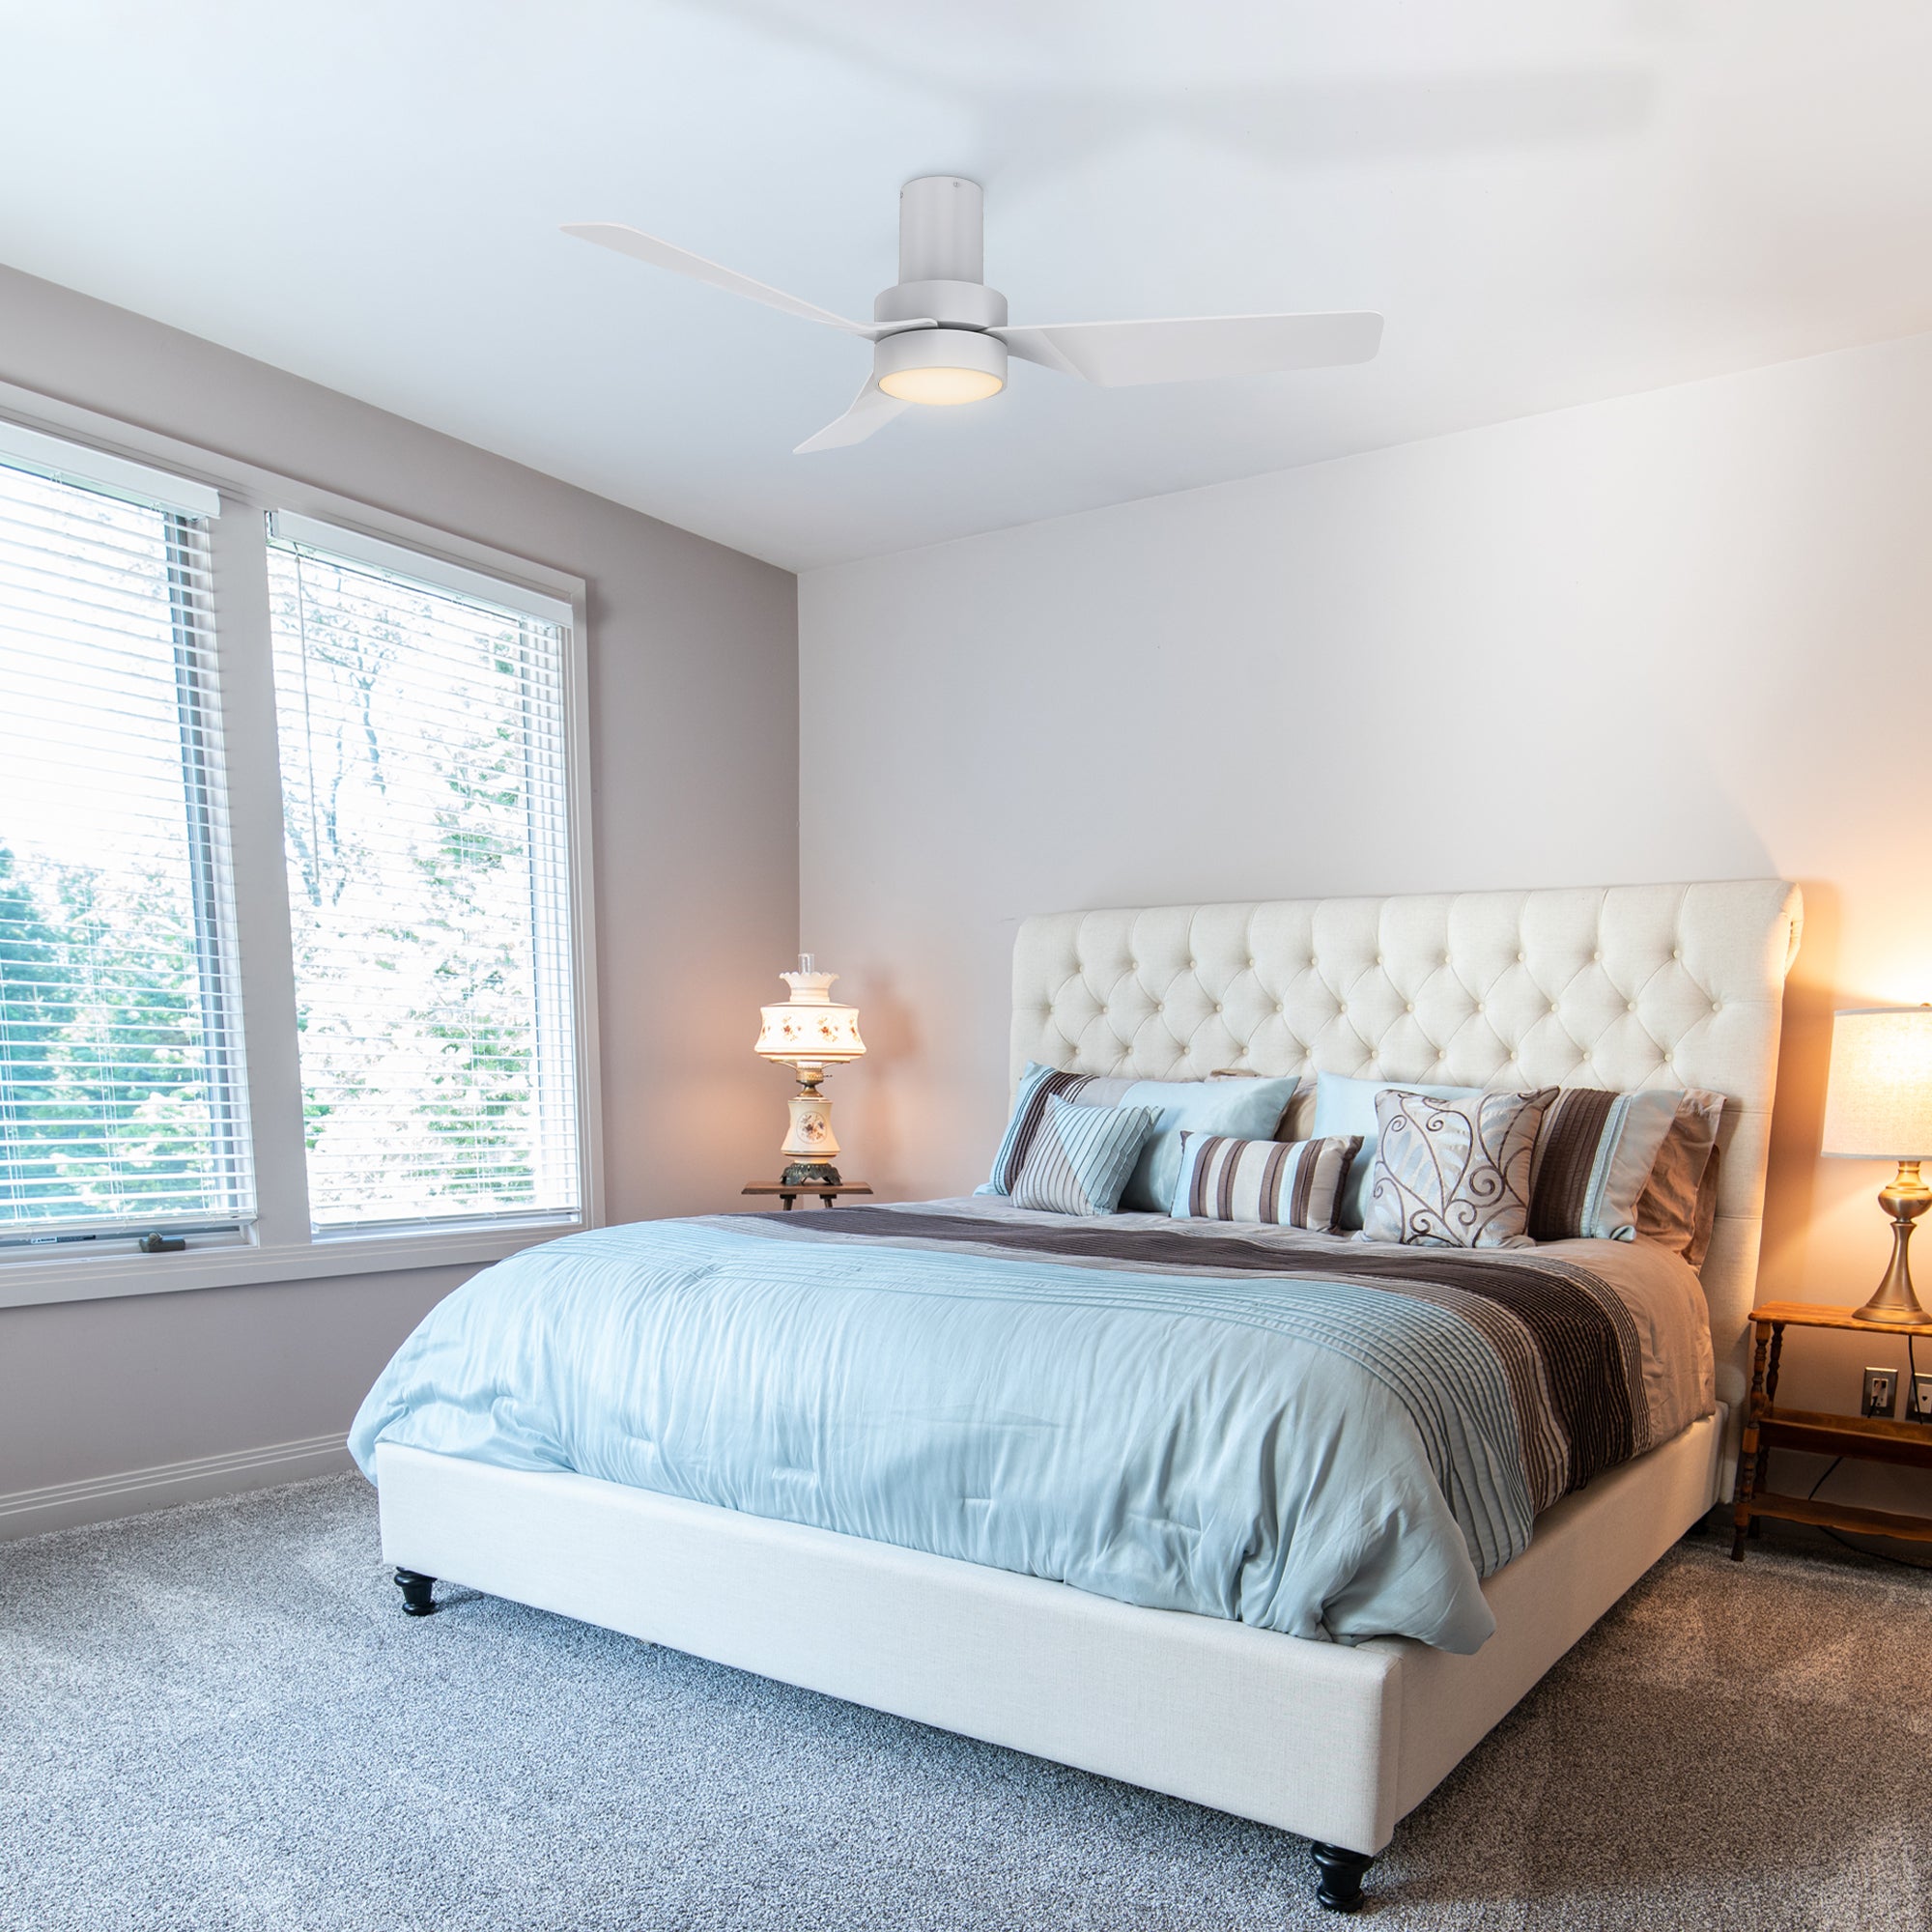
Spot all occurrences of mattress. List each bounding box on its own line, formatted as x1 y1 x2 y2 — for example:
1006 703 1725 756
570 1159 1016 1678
349 1198 1715 1655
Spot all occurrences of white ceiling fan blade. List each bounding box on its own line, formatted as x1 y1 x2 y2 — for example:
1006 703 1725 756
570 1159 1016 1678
563 222 880 336
794 378 910 455
995 311 1383 386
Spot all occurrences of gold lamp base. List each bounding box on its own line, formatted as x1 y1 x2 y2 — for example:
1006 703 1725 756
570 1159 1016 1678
1855 1160 1929 1324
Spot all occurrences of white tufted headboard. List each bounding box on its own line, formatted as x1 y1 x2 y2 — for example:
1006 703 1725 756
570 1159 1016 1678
1010 879 1803 1414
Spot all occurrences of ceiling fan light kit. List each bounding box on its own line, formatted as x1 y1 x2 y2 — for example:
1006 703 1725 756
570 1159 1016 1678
565 174 1381 453
875 329 1007 405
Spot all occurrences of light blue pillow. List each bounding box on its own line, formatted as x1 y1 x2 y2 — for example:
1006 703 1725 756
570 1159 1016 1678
1116 1076 1302 1213
1313 1071 1480 1231
1009 1095 1163 1216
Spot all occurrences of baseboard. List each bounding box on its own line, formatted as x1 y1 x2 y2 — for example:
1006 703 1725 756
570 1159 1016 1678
0 1432 355 1539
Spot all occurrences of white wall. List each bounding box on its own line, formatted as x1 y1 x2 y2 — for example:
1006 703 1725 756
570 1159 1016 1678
0 265 798 1531
801 327 1932 1429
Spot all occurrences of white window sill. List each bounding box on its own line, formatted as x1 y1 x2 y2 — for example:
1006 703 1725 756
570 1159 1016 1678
0 1220 584 1311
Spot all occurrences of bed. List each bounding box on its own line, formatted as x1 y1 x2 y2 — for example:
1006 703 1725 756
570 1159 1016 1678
363 877 1802 1912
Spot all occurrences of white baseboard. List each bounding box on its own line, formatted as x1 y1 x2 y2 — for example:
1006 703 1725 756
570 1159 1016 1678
0 1432 355 1539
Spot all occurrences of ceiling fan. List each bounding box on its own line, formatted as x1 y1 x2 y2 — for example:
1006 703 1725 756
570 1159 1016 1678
563 177 1382 454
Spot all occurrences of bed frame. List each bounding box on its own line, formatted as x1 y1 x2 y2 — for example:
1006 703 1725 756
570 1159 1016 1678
379 878 1803 1913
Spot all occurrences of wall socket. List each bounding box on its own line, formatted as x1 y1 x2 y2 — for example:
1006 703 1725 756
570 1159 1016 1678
1862 1367 1898 1419
1909 1373 1932 1424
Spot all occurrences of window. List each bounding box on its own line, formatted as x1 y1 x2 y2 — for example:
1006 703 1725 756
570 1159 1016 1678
0 412 595 1304
0 445 251 1247
267 515 581 1233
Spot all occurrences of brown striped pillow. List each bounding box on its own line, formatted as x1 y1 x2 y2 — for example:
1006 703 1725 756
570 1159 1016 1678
1527 1088 1687 1243
1169 1131 1362 1231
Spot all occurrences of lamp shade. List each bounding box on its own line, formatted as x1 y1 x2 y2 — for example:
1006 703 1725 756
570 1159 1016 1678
1821 1005 1932 1158
754 954 865 1068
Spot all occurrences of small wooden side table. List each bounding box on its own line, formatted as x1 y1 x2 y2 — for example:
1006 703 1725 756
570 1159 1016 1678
742 1181 873 1212
1731 1299 1932 1560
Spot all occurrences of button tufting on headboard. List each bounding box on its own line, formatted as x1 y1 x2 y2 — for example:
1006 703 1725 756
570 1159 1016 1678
1010 880 1804 1425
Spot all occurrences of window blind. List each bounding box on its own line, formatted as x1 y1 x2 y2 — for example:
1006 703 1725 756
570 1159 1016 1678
0 454 252 1243
267 521 581 1232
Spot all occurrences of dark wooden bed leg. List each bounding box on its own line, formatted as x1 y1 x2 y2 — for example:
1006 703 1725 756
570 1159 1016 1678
393 1567 438 1616
1311 1842 1373 1913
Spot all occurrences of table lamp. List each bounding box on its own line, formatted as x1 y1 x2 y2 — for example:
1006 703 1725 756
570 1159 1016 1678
755 954 865 1185
1821 1003 1932 1323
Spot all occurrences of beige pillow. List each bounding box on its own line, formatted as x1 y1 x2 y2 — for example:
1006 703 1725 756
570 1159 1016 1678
1635 1089 1726 1261
1686 1141 1722 1270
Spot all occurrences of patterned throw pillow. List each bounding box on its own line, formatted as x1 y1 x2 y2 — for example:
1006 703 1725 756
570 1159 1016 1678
1360 1088 1556 1250
1170 1131 1362 1230
1309 1072 1481 1231
1010 1096 1164 1217
1527 1088 1686 1242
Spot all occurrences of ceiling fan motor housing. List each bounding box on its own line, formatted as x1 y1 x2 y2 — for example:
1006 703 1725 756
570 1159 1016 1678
873 175 1009 392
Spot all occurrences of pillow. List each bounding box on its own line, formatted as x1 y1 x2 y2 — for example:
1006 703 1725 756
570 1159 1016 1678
1359 1087 1556 1250
1526 1088 1685 1243
982 1062 1301 1214
1311 1072 1479 1230
1634 1089 1726 1260
1170 1130 1362 1230
1009 1096 1163 1217
983 1063 1107 1195
1685 1140 1722 1269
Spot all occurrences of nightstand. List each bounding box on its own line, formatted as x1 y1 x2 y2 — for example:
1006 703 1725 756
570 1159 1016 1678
741 1181 873 1212
1731 1300 1932 1560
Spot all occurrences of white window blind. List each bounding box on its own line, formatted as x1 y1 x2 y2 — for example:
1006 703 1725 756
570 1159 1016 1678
267 518 581 1233
0 453 252 1245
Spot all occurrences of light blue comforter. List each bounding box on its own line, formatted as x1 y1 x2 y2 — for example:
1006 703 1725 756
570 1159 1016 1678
350 1204 1707 1652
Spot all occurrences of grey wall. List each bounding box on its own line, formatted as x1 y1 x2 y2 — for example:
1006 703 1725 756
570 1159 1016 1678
0 264 798 1527
799 327 1932 1448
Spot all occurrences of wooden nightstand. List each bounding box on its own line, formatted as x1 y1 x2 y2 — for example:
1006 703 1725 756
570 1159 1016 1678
741 1181 873 1212
1731 1300 1932 1560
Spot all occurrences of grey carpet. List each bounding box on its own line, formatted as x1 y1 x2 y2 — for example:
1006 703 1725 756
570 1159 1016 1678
1 1478 1927 1932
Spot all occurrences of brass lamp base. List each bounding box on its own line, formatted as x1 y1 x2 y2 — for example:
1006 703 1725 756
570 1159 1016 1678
1855 1160 1929 1324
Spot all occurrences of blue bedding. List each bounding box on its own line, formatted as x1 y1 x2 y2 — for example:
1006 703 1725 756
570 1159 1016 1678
351 1200 1713 1653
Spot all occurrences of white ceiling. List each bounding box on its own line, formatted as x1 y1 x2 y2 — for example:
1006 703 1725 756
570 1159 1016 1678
6 2 1931 571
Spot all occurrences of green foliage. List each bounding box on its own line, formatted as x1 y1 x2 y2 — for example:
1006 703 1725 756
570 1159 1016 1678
0 843 214 1222
0 844 71 1212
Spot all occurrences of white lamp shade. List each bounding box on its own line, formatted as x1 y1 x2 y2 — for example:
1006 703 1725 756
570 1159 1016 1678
754 955 865 1067
1821 1005 1932 1158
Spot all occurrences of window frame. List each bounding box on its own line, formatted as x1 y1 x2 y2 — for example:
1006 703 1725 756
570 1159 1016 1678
0 382 603 1310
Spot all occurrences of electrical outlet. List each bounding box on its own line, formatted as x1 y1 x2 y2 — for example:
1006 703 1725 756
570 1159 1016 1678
1908 1373 1932 1424
1862 1367 1898 1419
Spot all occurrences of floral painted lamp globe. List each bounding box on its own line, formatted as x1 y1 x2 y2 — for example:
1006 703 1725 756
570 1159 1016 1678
754 955 866 1184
